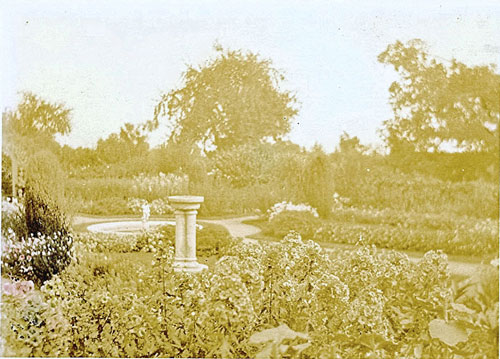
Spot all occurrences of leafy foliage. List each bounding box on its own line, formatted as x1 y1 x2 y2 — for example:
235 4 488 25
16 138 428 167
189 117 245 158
265 210 321 240
24 184 70 239
2 231 498 358
3 92 71 140
378 39 500 153
301 146 335 217
96 123 149 164
151 45 299 153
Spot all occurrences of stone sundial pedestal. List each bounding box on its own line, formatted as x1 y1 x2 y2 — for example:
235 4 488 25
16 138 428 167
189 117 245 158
168 195 207 273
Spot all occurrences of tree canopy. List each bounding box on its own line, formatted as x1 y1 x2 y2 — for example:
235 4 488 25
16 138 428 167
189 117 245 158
3 92 72 158
378 39 500 154
96 123 149 164
151 45 299 153
3 92 71 140
2 92 72 198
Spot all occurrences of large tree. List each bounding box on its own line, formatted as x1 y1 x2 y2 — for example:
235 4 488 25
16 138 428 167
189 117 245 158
378 39 500 153
96 122 149 164
2 92 72 196
150 45 299 153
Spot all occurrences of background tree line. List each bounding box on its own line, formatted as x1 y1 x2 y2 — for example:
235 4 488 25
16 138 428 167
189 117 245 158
2 40 498 217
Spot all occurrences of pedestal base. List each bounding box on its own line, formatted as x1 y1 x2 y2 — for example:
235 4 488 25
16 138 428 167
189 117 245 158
173 260 208 273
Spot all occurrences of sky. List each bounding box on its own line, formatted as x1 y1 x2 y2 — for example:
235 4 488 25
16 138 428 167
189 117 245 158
1 0 499 152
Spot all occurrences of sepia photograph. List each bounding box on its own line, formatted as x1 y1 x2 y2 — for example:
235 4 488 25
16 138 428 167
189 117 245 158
1 0 499 357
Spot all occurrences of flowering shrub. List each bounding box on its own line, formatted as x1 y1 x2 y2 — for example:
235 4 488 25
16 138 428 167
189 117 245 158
2 230 75 286
3 232 497 358
1 187 74 285
267 201 319 221
1 197 27 238
151 198 173 215
331 192 351 210
127 198 174 215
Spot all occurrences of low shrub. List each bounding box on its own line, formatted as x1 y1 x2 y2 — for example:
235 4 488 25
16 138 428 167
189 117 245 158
313 221 498 256
265 210 321 239
261 208 497 256
267 201 319 221
1 187 74 285
76 232 139 253
2 230 75 286
5 233 496 358
75 223 236 258
328 206 497 233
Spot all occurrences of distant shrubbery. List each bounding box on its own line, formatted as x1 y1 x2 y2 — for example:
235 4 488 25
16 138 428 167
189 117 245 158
264 210 321 239
64 147 498 221
263 206 498 256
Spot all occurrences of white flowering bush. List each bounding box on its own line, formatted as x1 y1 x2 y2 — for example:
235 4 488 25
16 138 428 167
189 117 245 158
127 198 174 215
267 201 319 221
2 185 74 286
2 230 75 286
2 197 27 238
150 198 174 215
332 192 351 209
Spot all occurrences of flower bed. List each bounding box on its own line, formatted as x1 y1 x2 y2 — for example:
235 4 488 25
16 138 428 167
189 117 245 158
2 232 498 358
313 221 498 256
263 209 498 256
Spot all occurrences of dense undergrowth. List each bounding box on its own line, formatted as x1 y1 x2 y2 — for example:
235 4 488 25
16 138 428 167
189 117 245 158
2 231 498 358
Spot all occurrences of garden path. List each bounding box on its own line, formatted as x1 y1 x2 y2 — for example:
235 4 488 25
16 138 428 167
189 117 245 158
73 215 486 277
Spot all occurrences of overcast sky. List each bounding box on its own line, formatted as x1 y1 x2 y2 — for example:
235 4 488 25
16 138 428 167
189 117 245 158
2 0 499 152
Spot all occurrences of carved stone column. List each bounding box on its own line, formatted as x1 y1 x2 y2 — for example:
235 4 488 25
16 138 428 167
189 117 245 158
168 195 207 273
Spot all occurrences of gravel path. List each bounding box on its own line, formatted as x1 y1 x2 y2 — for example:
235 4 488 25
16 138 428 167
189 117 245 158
74 215 487 277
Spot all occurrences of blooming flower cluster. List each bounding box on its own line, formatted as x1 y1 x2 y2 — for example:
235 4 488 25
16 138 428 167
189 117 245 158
2 197 27 238
2 229 75 285
128 198 174 215
2 279 35 298
332 192 351 210
131 172 188 198
267 201 319 221
2 197 24 214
